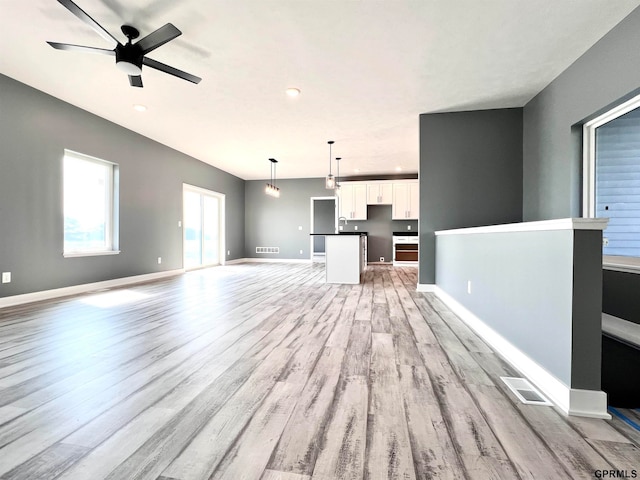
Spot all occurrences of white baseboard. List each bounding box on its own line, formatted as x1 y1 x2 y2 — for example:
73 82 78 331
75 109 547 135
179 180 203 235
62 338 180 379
238 258 312 264
417 283 436 292
0 269 184 309
225 258 248 265
433 286 610 419
568 389 610 419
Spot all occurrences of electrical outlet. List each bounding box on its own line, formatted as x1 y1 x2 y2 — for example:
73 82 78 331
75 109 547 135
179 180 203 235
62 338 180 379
2 272 11 284
603 237 609 246
354 226 358 230
380 257 384 262
157 257 162 264
298 226 302 231
339 225 344 231
407 225 411 230
467 280 472 294
227 250 230 256
178 220 182 227
299 250 303 254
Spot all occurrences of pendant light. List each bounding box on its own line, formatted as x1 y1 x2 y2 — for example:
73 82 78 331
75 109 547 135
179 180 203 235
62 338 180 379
265 158 280 197
325 140 335 189
335 157 341 192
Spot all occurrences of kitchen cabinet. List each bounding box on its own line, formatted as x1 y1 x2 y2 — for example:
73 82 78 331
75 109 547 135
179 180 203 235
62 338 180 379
392 181 419 219
338 183 367 220
367 182 392 205
324 234 366 284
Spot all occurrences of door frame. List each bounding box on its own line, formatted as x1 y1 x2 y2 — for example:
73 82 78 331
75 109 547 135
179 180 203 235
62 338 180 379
309 196 337 260
183 183 226 269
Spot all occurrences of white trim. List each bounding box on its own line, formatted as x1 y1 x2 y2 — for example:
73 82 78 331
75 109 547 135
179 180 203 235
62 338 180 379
435 218 608 236
582 92 640 252
583 91 640 130
602 313 640 347
224 258 313 264
603 255 640 274
63 250 121 258
432 286 610 419
225 258 248 265
242 258 312 264
0 269 184 309
568 389 610 419
416 283 436 292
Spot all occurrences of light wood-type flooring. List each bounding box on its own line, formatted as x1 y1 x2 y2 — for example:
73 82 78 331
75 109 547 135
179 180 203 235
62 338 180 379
0 263 638 479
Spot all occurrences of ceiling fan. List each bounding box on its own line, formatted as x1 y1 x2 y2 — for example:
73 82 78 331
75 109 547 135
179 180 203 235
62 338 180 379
47 0 201 88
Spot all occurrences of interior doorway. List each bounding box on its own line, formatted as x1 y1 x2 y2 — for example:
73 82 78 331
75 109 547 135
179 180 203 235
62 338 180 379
183 184 225 269
310 196 337 261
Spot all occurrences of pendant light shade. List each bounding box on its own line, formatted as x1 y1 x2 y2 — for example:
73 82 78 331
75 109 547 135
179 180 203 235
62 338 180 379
265 158 280 197
326 141 335 189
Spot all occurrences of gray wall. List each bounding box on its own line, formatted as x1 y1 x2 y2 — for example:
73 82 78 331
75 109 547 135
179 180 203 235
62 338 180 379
419 108 523 284
0 73 245 298
522 7 640 324
523 7 640 221
571 230 605 389
436 228 603 390
313 198 336 253
244 178 329 259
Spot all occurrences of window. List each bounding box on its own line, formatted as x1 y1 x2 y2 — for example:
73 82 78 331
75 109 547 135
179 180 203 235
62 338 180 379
584 93 640 270
63 150 119 256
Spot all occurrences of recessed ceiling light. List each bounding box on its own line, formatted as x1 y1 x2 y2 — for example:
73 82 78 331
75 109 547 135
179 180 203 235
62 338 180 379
396 166 402 172
286 87 300 97
133 104 147 112
354 168 360 173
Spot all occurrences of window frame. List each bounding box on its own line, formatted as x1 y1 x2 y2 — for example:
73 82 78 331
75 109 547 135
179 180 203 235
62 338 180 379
583 92 640 273
63 149 120 258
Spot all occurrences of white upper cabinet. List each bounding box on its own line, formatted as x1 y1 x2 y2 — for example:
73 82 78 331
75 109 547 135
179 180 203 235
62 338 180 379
367 182 393 205
339 183 367 220
392 181 419 219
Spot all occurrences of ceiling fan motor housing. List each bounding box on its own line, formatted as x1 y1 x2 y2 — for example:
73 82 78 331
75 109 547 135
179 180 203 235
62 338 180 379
115 43 143 75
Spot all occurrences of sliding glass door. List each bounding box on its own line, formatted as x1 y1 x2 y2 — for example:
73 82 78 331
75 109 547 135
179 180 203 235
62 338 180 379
183 185 224 269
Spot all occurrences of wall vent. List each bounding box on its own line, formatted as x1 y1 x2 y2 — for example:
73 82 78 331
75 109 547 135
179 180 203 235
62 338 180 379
256 247 279 254
501 377 552 405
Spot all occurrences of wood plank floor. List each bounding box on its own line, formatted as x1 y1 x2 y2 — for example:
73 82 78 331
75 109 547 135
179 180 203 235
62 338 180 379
0 263 638 479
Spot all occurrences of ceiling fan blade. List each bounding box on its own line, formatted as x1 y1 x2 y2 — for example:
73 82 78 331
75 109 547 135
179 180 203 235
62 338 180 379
143 57 201 84
47 42 115 55
129 75 143 88
57 0 119 45
136 23 181 54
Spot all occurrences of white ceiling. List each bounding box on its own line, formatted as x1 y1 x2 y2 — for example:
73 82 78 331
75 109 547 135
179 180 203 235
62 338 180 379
1 1 639 180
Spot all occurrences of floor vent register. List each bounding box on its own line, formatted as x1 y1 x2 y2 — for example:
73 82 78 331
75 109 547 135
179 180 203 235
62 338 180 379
501 377 553 405
256 247 280 254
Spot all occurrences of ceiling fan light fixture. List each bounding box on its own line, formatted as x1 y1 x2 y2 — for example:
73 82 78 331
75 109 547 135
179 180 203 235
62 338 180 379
116 60 142 75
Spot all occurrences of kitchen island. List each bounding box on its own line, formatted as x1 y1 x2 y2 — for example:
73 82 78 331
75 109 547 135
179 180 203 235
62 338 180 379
310 232 367 284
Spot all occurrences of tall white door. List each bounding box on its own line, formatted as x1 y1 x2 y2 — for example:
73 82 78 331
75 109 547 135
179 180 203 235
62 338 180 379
183 185 224 269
